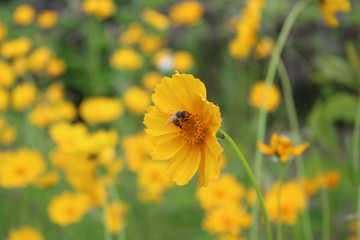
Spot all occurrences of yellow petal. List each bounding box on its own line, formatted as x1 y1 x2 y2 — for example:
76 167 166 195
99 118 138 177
257 142 275 155
279 154 289 163
167 144 201 185
144 106 179 136
292 143 309 156
151 133 184 160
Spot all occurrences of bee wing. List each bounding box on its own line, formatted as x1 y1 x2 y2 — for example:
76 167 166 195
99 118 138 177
165 116 175 125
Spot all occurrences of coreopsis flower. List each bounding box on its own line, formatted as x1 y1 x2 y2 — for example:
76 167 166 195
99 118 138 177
169 1 204 25
110 48 142 70
143 73 223 186
141 8 170 30
1 37 32 58
317 170 341 189
0 149 45 188
249 81 281 112
320 0 351 27
0 124 17 145
5 226 43 240
139 35 166 54
11 82 38 111
0 22 7 41
27 47 53 73
173 51 194 72
257 133 309 162
105 202 128 233
196 174 245 209
46 58 66 77
0 87 9 111
13 4 35 26
13 58 28 76
45 83 65 102
119 23 144 45
123 87 150 114
47 192 90 225
80 97 123 123
265 180 307 225
37 10 58 29
203 203 252 234
142 71 162 90
82 0 116 19
0 61 15 87
255 37 274 59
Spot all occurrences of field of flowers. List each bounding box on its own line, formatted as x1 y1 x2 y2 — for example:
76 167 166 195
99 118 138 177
0 0 359 239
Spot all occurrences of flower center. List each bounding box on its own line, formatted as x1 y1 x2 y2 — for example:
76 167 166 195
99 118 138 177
178 113 205 145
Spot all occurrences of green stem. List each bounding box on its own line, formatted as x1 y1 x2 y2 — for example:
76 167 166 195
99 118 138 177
277 58 314 240
103 188 112 240
320 179 330 240
277 163 286 240
109 184 127 240
352 94 360 240
251 1 310 239
220 129 273 240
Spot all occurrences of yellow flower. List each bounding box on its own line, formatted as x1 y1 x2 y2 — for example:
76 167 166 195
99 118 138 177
255 37 274 59
82 0 116 19
142 71 162 90
137 161 173 202
47 192 90 225
0 87 9 111
141 8 170 30
119 23 144 45
0 22 7 41
27 47 53 73
45 83 65 102
203 203 252 234
46 58 66 77
265 180 307 225
173 50 194 72
144 73 223 186
1 124 17 145
1 37 32 58
80 97 123 123
13 57 28 77
249 81 281 112
105 202 128 233
124 86 150 114
11 82 38 111
37 10 58 29
257 133 309 162
0 149 45 188
122 132 154 172
139 35 166 54
35 171 60 188
320 0 351 27
169 1 204 25
302 177 320 196
5 226 43 240
0 61 15 87
13 4 35 26
110 48 142 70
317 170 341 189
196 174 245 209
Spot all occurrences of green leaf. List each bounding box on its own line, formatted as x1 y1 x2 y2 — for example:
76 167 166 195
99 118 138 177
325 93 358 123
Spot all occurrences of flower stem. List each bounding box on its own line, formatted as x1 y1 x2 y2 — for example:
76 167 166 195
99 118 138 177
277 163 286 240
220 129 273 240
103 188 112 240
352 94 360 240
251 1 310 239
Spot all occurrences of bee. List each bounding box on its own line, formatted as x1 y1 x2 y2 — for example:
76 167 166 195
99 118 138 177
166 111 190 128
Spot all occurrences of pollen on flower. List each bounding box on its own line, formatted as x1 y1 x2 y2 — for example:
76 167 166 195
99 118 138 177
179 113 205 145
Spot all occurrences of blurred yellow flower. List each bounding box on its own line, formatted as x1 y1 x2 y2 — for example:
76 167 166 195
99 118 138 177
142 71 162 90
218 234 247 240
139 35 166 54
0 87 9 111
11 82 38 111
317 170 341 189
13 57 28 77
152 49 173 72
173 50 194 72
203 203 252 234
35 171 60 188
144 73 223 186
110 48 142 70
46 58 66 77
249 81 281 112
82 0 116 19
80 97 123 123
124 86 150 114
0 149 45 188
255 37 274 59
5 226 43 240
0 22 7 41
13 4 35 26
1 37 32 58
48 192 90 225
37 10 59 29
302 177 320 196
321 0 351 27
105 202 128 233
0 61 15 87
45 83 65 102
257 133 309 162
169 1 204 25
265 180 307 225
197 174 245 209
0 124 17 145
119 23 144 45
27 47 53 73
141 8 170 30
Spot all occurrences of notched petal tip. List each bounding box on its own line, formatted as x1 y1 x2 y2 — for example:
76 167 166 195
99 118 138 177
292 143 310 156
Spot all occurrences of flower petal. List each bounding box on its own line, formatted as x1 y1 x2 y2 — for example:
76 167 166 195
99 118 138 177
292 143 309 156
167 144 201 185
151 133 184 160
144 106 179 136
257 141 275 155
